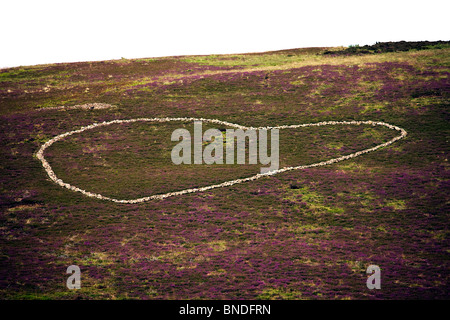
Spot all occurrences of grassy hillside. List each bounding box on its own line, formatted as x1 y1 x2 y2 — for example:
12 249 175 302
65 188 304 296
0 42 449 299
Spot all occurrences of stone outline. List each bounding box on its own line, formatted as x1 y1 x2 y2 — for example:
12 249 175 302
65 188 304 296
36 118 407 203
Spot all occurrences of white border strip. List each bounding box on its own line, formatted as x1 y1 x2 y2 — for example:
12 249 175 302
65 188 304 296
36 118 407 203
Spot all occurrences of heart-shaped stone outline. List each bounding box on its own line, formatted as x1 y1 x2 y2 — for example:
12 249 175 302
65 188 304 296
36 118 407 203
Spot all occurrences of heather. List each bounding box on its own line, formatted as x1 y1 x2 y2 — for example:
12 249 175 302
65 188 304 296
0 42 448 299
323 40 450 56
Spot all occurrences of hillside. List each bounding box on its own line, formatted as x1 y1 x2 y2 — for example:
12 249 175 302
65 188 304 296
0 42 449 299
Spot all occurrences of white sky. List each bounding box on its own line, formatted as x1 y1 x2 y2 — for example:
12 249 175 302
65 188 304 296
0 0 448 69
